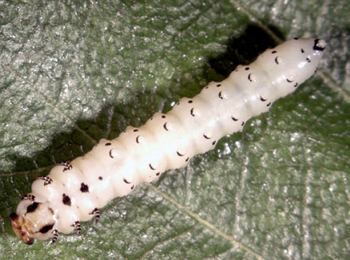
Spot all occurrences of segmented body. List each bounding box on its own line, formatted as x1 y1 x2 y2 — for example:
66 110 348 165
10 38 326 245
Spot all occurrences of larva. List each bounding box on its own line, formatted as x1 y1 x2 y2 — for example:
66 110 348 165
10 38 326 245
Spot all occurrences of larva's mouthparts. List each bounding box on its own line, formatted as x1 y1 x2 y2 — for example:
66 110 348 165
10 213 35 245
10 38 326 245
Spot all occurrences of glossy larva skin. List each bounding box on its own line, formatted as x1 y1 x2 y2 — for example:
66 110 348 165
10 38 326 245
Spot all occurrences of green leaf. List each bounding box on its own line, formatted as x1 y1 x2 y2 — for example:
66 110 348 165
1 0 349 259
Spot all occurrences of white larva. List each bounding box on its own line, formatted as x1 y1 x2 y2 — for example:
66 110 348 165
10 38 326 245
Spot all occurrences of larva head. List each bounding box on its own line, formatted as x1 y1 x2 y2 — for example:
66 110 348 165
10 200 56 245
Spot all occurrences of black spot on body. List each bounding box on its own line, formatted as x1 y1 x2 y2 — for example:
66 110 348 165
105 142 112 146
39 224 54 234
231 116 238 121
162 115 166 118
149 163 156 170
248 73 253 82
271 50 277 54
177 151 184 156
99 176 103 180
136 136 140 143
27 202 39 213
80 183 89 193
218 91 223 99
109 149 114 158
306 57 311 62
163 123 169 131
188 100 193 103
62 194 71 206
123 178 131 184
216 84 221 87
133 129 139 132
245 67 250 70
190 108 195 117
301 49 305 53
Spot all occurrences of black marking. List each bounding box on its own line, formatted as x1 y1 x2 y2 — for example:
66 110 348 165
271 50 277 54
60 162 73 171
136 135 140 143
216 84 221 87
301 48 305 53
162 115 166 118
131 185 135 190
90 208 100 224
190 108 195 117
260 96 267 102
133 129 139 132
267 102 271 107
37 176 53 186
306 57 311 63
241 121 245 126
80 183 89 193
149 163 156 170
123 178 131 184
163 122 169 131
105 142 112 146
286 78 293 83
188 100 193 103
99 176 103 180
26 202 39 213
275 57 280 64
248 73 253 82
39 223 54 234
231 116 238 121
294 83 299 88
313 39 325 51
48 207 54 215
156 172 160 176
109 149 114 158
212 141 216 145
294 37 299 40
51 229 58 244
71 221 81 235
218 91 224 99
314 67 318 74
21 194 35 201
177 151 184 156
245 67 250 70
203 134 211 139
185 157 190 162
62 194 71 206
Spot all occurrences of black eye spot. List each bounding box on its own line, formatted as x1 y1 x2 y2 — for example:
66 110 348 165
99 176 103 180
62 194 71 206
245 67 250 70
80 183 89 193
39 224 54 234
27 202 39 213
105 142 112 146
301 49 304 53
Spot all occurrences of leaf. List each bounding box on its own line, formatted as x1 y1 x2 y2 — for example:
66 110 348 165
1 0 349 259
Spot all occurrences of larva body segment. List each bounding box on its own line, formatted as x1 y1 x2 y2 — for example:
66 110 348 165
10 38 326 245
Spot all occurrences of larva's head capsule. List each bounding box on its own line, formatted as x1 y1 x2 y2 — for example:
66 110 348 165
10 200 56 245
